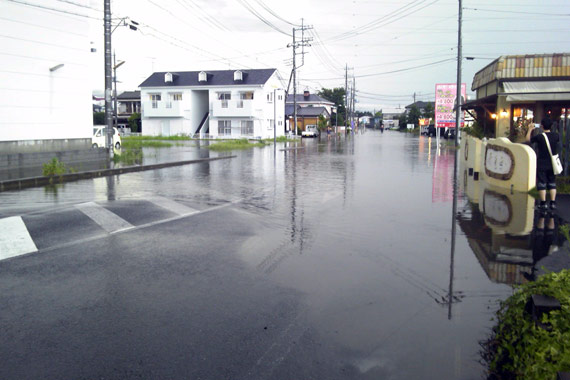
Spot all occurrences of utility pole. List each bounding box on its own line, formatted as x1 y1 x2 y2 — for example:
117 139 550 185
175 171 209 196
104 0 113 158
350 73 352 133
454 0 463 147
345 64 348 131
288 21 312 137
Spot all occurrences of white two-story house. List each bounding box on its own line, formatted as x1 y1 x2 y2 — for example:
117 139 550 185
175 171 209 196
139 69 285 139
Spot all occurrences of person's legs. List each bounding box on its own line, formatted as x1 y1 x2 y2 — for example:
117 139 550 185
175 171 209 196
550 188 557 202
537 170 548 208
547 171 557 208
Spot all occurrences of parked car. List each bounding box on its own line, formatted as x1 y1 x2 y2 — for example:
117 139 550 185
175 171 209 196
302 125 319 138
92 126 121 148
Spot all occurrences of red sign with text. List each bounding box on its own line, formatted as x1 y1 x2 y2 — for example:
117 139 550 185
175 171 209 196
435 83 466 128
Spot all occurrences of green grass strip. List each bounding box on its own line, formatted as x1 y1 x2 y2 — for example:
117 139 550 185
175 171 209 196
122 139 173 148
123 135 193 141
207 139 267 151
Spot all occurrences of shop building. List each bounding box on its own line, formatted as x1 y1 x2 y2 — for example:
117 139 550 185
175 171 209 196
463 53 570 140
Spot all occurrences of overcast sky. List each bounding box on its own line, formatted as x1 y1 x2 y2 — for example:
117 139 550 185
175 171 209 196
87 0 570 113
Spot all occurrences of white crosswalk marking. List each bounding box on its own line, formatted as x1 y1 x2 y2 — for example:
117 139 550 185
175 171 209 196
148 196 198 216
0 216 38 261
75 202 133 233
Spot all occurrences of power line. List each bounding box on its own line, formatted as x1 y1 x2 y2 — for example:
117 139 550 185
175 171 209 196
327 0 441 43
251 0 299 26
464 7 570 16
236 0 291 36
306 58 455 80
53 0 100 11
4 0 100 19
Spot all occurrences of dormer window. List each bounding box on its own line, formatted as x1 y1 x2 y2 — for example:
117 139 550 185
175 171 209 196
234 70 243 81
165 72 173 83
198 71 207 82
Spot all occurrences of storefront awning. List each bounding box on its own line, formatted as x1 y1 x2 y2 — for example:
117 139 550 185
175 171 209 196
503 80 570 102
505 93 570 102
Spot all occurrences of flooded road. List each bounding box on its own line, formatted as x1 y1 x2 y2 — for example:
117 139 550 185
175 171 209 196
1 130 519 379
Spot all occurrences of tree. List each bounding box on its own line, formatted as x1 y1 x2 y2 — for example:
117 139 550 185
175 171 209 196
422 102 434 120
128 112 141 133
93 112 105 125
317 115 328 131
374 110 383 118
318 87 346 120
398 113 408 130
406 105 421 127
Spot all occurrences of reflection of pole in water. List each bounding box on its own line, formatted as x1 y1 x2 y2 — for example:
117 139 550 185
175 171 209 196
448 141 459 320
106 175 116 201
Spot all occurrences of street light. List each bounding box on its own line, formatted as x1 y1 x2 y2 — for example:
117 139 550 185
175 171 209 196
113 57 125 129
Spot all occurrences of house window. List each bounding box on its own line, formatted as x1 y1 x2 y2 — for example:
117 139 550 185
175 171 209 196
278 94 283 101
241 120 254 135
267 119 274 129
149 93 161 108
218 120 231 135
267 92 273 102
170 93 182 101
165 72 173 83
218 92 231 108
237 92 253 108
199 71 207 82
234 70 243 81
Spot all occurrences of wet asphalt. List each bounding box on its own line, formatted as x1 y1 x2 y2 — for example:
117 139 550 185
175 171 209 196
0 131 514 379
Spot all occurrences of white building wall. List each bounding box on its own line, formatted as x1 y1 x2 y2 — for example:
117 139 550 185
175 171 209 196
0 1 92 144
141 70 285 139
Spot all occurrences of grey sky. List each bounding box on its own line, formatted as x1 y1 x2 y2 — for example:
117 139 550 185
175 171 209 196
87 0 570 112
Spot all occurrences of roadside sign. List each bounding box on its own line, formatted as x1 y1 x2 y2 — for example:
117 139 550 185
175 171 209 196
435 83 466 128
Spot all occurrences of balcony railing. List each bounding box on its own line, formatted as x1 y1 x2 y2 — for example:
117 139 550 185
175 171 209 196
212 99 253 117
142 101 184 117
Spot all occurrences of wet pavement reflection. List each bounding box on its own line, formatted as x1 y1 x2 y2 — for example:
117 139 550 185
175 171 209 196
1 131 534 378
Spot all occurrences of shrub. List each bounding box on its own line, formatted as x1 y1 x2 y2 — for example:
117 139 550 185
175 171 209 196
42 157 66 177
483 270 570 379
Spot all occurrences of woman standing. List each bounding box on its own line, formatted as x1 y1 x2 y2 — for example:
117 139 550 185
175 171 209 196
526 117 559 210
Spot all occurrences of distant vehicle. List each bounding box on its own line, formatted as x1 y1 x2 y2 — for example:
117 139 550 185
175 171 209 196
302 125 319 138
92 126 121 148
444 127 456 140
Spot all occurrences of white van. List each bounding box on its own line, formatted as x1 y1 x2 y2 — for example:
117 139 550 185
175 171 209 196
302 125 319 138
92 126 121 148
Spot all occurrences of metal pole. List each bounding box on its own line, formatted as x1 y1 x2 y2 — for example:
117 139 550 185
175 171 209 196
104 0 113 158
293 28 298 137
104 0 114 154
113 51 118 129
345 64 348 132
454 0 463 147
274 89 277 147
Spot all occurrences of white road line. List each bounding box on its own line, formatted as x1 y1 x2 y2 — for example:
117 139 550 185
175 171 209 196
148 196 198 216
41 198 244 254
75 202 134 233
0 216 38 261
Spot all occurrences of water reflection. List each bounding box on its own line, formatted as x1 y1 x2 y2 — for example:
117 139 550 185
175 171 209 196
457 161 565 285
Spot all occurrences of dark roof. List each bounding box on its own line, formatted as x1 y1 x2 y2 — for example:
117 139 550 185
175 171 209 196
139 69 276 87
296 106 329 117
118 91 140 100
286 94 334 104
405 101 434 109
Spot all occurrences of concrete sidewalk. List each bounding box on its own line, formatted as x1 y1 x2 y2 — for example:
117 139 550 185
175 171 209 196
0 155 235 192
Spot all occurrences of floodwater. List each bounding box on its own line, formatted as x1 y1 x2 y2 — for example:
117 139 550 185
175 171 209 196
1 130 535 379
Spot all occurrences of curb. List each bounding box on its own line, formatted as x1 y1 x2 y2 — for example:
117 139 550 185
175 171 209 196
0 155 236 192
